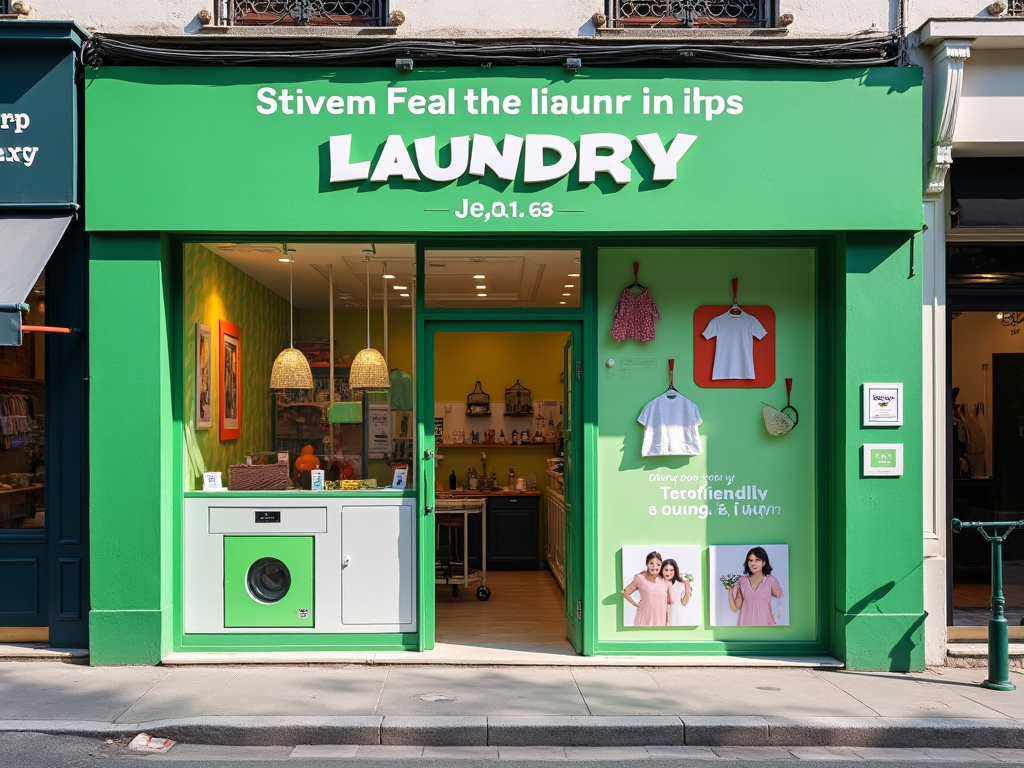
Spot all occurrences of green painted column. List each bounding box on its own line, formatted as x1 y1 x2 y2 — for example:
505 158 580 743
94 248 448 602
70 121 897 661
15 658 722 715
88 233 174 665
835 233 925 672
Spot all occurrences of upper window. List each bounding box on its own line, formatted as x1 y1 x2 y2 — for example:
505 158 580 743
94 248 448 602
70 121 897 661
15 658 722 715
215 0 386 27
1011 1 1024 16
608 0 776 28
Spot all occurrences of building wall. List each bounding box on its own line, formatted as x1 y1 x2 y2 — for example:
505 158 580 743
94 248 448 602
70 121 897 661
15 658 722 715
12 0 1009 37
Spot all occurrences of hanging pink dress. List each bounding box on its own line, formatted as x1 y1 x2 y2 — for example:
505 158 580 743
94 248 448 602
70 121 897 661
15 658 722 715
735 574 784 626
629 573 668 626
611 288 661 342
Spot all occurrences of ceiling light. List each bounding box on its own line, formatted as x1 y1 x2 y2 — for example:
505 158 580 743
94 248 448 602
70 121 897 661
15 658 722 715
562 293 571 296
400 293 410 298
569 273 580 277
473 274 486 279
476 285 486 289
278 258 291 263
477 293 488 297
384 274 395 279
393 285 407 290
350 254 390 392
564 284 575 288
270 243 314 390
560 301 566 305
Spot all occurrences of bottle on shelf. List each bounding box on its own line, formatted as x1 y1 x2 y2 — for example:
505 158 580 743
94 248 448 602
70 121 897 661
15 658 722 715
508 467 516 491
449 470 457 490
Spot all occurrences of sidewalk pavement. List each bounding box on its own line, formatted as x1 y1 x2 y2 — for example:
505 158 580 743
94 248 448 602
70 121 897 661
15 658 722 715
2 661 1024 749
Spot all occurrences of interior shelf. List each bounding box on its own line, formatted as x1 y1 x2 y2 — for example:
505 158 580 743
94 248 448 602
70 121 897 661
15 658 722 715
436 443 554 449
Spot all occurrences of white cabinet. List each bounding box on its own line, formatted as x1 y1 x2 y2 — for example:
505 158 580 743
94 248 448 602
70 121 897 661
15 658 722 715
341 503 415 626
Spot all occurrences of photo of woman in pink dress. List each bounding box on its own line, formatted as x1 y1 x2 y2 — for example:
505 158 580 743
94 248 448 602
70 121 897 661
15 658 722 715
727 546 785 626
661 559 693 626
622 551 669 626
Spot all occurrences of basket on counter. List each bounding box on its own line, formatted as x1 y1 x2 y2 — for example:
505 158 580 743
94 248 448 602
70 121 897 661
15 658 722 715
228 463 289 491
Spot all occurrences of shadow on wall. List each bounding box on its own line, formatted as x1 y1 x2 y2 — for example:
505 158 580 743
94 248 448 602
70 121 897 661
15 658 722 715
844 578 926 672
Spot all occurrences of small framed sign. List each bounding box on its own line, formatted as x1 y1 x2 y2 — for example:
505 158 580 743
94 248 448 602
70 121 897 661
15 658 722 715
862 444 904 477
202 471 224 491
862 383 903 427
392 467 408 489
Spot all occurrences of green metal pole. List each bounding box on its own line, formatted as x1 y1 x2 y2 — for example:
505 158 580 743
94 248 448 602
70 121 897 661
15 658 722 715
983 532 1016 692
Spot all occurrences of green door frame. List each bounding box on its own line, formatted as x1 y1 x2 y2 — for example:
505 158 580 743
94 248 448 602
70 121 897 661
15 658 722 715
414 239 595 653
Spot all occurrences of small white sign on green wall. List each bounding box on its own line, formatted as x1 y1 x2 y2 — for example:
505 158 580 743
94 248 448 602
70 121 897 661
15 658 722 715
862 444 904 477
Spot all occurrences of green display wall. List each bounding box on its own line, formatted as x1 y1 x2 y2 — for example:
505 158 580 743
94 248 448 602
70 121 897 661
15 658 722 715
182 244 289 481
596 247 819 650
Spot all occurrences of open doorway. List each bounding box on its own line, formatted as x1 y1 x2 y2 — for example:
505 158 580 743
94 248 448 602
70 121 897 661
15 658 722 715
431 329 576 654
949 309 1024 631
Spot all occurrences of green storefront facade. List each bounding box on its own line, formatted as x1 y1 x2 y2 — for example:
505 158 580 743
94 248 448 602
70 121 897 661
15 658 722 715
84 64 925 669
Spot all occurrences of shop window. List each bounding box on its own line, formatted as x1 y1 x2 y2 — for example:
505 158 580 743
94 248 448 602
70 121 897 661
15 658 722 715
607 0 777 28
214 0 387 27
0 276 46 531
424 249 582 309
183 242 416 492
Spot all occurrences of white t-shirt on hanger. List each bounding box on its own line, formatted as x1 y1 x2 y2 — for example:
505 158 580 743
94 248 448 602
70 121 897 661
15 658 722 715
702 310 768 380
638 391 703 457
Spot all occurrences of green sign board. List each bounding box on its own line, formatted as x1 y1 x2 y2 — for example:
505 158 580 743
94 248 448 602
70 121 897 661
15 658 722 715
85 67 922 234
0 51 77 206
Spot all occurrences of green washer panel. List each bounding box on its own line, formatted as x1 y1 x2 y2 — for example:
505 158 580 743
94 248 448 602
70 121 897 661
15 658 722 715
224 536 314 628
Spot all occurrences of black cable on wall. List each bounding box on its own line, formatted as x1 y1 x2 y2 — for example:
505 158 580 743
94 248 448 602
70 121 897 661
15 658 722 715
83 33 900 69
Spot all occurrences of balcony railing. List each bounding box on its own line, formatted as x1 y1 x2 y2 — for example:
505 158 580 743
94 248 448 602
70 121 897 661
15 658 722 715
215 0 386 27
1010 1 1024 16
608 0 776 28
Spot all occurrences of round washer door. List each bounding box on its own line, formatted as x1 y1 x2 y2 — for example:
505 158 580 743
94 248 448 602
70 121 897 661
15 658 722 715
247 557 291 603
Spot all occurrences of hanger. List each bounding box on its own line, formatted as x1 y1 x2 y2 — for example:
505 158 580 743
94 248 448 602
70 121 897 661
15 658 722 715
665 358 679 398
629 261 646 293
728 278 743 316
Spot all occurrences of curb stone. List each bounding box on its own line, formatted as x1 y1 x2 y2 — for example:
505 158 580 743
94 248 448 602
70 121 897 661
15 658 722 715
382 716 487 746
487 716 684 747
2 715 1024 748
682 716 769 746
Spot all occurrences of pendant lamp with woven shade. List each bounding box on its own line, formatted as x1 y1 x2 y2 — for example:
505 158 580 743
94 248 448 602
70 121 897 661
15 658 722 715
270 245 314 390
350 250 391 392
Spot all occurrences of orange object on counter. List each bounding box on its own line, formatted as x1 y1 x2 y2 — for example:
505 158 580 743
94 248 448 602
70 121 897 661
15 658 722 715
294 445 321 474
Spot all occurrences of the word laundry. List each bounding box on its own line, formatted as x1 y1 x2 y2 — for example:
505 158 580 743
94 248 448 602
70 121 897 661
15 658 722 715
328 132 698 185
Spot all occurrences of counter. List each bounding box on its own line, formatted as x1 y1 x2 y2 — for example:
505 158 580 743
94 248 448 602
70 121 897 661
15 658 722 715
435 491 541 570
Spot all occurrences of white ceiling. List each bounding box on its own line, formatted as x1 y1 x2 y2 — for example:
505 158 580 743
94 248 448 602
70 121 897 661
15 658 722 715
200 243 582 309
203 242 415 309
424 249 581 309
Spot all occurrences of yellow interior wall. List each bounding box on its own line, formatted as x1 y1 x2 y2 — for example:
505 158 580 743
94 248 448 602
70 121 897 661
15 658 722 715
183 244 290 482
297 308 413 371
435 331 568 563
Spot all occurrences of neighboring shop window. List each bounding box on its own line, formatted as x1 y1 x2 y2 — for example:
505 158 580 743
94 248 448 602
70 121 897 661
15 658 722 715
216 1 388 27
183 242 416 492
424 249 582 309
0 276 45 530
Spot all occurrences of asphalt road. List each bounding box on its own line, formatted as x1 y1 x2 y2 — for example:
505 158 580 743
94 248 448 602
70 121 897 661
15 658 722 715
0 733 1017 768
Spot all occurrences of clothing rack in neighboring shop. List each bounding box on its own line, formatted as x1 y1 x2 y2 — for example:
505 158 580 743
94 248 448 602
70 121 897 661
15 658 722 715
0 382 41 450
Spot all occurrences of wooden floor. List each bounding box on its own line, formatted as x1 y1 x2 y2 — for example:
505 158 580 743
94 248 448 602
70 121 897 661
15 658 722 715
435 570 572 650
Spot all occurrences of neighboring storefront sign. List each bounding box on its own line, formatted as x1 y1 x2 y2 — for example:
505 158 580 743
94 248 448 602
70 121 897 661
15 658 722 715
85 67 921 234
0 51 77 205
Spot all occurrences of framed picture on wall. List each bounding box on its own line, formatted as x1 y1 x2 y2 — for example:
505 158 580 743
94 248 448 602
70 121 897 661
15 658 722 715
709 544 789 627
219 320 241 441
195 323 213 430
